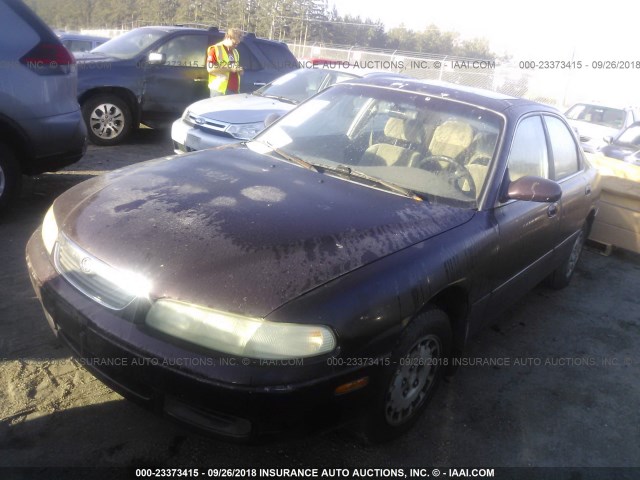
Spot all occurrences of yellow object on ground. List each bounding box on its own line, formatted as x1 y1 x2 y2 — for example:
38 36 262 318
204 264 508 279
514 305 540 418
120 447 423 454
586 153 640 254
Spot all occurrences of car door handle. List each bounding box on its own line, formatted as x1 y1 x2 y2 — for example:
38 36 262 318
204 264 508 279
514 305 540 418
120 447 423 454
253 82 267 86
547 202 559 217
194 78 208 82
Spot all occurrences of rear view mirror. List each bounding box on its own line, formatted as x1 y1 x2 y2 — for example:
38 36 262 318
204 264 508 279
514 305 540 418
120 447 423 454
507 176 562 203
147 52 165 65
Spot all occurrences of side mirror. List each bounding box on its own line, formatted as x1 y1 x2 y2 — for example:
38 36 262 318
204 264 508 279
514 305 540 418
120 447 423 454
507 176 562 203
603 135 613 144
147 52 165 65
264 113 281 128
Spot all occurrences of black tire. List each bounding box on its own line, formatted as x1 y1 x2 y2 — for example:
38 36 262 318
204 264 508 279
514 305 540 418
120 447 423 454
546 224 587 290
358 306 452 443
0 142 21 211
82 95 133 146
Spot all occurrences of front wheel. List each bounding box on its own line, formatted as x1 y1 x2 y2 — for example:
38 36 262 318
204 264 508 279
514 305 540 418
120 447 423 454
546 224 587 289
358 307 452 443
82 95 133 146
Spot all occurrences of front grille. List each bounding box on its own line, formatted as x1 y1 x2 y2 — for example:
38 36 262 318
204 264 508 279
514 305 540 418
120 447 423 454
54 234 139 310
187 113 231 137
188 113 229 133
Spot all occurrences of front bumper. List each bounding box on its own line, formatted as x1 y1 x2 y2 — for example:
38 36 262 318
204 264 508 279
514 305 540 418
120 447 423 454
25 229 374 440
171 118 239 154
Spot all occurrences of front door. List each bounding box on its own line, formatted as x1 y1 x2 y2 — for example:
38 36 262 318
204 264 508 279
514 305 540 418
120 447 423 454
142 33 211 126
488 115 561 312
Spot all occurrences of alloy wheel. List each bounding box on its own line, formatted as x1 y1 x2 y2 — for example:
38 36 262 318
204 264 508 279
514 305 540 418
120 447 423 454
89 102 126 140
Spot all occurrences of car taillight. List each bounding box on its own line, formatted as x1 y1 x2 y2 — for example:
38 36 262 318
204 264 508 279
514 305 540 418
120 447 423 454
19 42 75 75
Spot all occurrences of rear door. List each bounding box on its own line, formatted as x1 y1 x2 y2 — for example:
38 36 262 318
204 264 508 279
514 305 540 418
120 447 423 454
542 114 590 257
237 40 298 93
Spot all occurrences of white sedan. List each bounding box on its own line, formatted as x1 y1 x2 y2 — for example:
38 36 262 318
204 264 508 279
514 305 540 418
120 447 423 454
171 68 361 154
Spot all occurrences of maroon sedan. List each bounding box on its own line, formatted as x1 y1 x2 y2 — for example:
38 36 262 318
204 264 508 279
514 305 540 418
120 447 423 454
26 77 600 442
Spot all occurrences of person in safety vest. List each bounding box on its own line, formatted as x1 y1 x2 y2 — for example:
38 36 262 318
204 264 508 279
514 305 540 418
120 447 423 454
206 28 243 97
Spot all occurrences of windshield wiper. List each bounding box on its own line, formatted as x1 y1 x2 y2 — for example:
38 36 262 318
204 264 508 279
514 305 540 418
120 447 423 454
261 94 298 105
320 164 425 201
264 142 319 172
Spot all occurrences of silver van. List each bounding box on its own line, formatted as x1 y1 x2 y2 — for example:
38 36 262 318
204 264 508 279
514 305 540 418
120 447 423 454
0 0 86 210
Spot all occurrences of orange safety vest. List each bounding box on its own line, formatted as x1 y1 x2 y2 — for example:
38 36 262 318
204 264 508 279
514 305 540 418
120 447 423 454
207 43 240 94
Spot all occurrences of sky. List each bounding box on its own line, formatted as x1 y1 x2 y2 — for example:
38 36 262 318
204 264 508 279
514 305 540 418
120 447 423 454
331 0 639 105
333 0 634 58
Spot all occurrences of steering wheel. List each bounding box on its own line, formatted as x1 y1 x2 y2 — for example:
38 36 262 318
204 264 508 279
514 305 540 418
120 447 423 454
415 155 477 198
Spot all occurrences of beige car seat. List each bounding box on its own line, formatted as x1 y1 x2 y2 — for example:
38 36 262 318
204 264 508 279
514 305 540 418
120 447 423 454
360 117 424 166
428 120 474 160
465 132 498 196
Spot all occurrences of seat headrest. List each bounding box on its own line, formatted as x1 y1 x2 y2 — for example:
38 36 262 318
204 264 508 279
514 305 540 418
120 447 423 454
384 117 423 144
429 120 474 159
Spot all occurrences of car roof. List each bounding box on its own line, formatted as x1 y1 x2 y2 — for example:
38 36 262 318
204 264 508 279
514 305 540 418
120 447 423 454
342 76 557 114
132 26 290 45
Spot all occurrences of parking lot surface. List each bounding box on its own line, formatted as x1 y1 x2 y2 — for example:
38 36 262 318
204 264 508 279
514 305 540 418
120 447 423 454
1 130 639 473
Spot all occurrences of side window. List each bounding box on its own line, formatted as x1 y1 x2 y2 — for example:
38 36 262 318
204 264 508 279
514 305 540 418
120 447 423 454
507 116 549 180
157 34 208 67
544 115 580 180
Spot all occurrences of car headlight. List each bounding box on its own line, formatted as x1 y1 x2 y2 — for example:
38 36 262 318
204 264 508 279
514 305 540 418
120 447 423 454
226 122 265 140
146 299 336 359
42 205 58 255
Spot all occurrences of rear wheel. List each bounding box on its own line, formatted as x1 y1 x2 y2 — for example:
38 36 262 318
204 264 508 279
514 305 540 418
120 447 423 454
546 224 587 289
82 95 133 146
0 142 21 211
358 306 451 443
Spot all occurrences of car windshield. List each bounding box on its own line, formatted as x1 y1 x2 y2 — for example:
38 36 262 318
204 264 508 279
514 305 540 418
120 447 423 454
91 29 166 59
616 124 640 147
250 83 503 208
565 104 626 129
255 69 359 104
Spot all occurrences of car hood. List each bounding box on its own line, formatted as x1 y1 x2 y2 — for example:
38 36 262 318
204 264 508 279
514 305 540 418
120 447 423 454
74 51 120 63
54 147 474 318
186 94 295 124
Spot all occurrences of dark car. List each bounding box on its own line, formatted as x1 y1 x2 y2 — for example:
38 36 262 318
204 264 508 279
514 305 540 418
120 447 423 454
75 26 298 145
26 77 599 442
599 121 640 166
0 0 86 210
57 32 109 53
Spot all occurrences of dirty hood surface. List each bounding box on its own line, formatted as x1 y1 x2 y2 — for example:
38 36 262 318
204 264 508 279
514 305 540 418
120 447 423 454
185 93 295 124
55 146 474 317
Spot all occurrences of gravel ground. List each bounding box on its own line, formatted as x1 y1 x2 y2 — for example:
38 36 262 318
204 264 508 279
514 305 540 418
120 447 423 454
1 129 639 477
